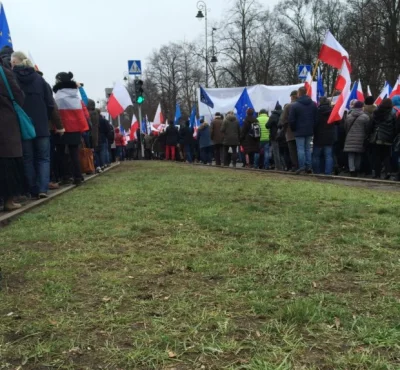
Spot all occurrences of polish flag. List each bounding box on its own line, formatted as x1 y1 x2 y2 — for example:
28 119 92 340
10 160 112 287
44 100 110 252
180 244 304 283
129 114 140 141
328 59 351 124
367 86 372 97
54 89 89 133
318 31 350 70
375 82 391 106
304 72 313 97
334 60 352 91
153 103 165 125
357 80 365 102
389 76 400 98
107 82 132 119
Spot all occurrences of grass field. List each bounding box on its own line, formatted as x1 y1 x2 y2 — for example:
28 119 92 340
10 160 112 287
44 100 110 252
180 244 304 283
1 162 400 370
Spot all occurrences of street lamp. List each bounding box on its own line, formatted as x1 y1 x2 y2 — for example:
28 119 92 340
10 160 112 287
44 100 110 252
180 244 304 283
196 0 208 87
211 27 218 65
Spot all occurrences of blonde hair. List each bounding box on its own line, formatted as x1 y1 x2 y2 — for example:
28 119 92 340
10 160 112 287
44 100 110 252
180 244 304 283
11 51 34 68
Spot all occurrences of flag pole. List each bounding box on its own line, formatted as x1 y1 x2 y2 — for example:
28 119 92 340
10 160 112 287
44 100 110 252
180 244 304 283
307 60 320 95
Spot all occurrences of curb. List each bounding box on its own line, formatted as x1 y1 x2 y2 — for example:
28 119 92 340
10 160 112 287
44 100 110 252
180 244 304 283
0 163 120 227
185 162 400 187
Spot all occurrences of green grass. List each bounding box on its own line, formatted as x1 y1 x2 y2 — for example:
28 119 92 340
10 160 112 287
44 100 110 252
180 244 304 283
0 162 400 369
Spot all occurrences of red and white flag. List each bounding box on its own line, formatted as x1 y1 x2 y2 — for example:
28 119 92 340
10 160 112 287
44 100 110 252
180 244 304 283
357 80 365 102
153 103 165 125
304 72 313 97
318 31 350 70
390 76 400 98
367 86 372 97
54 89 89 133
129 114 140 141
328 59 351 124
107 82 132 119
375 82 391 106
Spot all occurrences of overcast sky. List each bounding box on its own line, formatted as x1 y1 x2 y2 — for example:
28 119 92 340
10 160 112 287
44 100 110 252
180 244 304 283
6 0 280 102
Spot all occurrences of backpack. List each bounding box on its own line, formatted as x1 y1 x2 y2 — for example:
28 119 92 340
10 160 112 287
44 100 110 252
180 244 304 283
249 122 261 139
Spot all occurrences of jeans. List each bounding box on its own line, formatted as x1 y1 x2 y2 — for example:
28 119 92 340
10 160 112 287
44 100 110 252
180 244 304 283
313 146 333 175
184 144 193 163
295 136 312 170
22 137 50 195
271 141 283 170
200 146 212 164
254 141 270 169
348 152 362 173
99 142 108 167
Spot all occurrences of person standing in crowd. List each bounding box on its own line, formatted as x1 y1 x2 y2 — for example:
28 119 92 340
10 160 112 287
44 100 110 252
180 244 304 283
312 97 335 175
53 72 89 185
391 96 400 181
144 133 153 160
12 52 54 199
179 120 194 163
267 104 283 170
289 87 317 174
221 111 240 167
370 98 397 179
360 96 377 176
241 108 260 168
280 91 299 171
256 109 270 169
114 127 125 162
0 58 25 211
210 113 224 166
343 101 370 177
197 118 213 165
87 99 101 172
165 120 179 161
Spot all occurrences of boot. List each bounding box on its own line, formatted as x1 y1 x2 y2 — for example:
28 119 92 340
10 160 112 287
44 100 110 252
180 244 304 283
4 199 22 212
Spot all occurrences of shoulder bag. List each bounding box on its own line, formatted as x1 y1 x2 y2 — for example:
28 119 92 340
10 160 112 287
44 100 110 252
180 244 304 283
0 66 36 140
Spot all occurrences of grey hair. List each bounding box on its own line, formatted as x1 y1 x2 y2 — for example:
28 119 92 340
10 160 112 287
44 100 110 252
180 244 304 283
11 51 34 68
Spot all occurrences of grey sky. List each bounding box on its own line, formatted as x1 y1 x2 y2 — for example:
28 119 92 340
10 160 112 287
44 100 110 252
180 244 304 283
6 0 280 102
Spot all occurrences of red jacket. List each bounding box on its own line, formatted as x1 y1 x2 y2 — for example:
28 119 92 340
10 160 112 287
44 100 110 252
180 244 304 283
115 128 126 146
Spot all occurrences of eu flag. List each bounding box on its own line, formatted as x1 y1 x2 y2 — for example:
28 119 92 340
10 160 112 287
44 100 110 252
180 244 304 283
0 3 12 49
175 103 181 125
317 67 325 101
235 88 254 126
189 105 197 128
200 85 214 108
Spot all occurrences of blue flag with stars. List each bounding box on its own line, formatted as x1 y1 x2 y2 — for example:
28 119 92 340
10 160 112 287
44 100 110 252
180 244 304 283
200 85 214 108
189 105 197 128
235 88 254 126
0 3 12 49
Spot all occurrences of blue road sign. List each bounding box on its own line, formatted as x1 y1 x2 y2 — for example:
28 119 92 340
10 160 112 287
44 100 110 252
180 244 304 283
128 60 142 75
298 65 312 79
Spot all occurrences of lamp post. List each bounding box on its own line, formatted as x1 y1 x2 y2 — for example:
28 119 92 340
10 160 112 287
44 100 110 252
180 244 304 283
196 1 209 88
211 27 218 65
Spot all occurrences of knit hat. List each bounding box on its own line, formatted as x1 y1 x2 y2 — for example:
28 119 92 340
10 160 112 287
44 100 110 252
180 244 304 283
354 101 364 109
380 98 393 110
56 72 74 83
365 96 374 105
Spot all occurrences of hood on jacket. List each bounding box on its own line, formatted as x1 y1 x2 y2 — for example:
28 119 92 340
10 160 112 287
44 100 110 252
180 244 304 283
53 80 78 93
392 95 400 109
318 103 332 116
349 108 367 119
13 66 37 84
87 99 96 111
225 115 238 123
199 122 209 130
297 95 313 106
374 98 393 120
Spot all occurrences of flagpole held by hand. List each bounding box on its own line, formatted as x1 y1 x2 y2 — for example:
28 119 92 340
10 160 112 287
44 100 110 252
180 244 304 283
307 60 320 96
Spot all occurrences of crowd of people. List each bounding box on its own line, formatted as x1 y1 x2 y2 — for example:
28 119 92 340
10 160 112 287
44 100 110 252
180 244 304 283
147 87 400 181
0 46 116 212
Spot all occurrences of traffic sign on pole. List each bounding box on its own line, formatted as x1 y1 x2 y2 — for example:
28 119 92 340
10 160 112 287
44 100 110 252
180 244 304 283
298 65 312 80
128 60 142 75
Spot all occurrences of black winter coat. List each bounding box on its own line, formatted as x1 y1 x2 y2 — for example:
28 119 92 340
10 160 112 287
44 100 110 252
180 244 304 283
165 125 179 146
267 110 282 141
289 96 317 137
99 116 112 144
371 107 397 145
13 66 54 137
179 125 194 145
241 116 260 153
314 103 335 147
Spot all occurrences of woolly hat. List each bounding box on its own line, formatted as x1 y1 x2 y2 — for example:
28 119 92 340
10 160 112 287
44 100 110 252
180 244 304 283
56 71 74 83
354 101 364 109
246 108 255 116
365 96 374 105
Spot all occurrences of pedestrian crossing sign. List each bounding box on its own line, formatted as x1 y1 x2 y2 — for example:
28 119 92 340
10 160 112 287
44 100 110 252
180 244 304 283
298 65 311 79
128 60 142 75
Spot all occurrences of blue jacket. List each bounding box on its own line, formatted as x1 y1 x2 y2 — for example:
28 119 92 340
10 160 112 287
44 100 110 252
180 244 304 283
197 123 212 148
13 66 54 137
289 96 317 137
